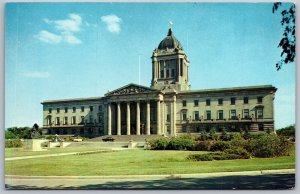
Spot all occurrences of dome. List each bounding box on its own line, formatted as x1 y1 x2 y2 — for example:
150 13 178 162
158 28 183 50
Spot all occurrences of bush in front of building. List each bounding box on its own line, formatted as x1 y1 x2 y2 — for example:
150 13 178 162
210 141 232 152
187 152 245 161
245 133 293 158
224 148 251 159
193 141 213 151
208 127 218 140
5 139 24 148
219 128 234 141
167 136 194 150
148 138 170 150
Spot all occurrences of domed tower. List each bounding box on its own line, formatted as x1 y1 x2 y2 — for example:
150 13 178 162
151 26 190 92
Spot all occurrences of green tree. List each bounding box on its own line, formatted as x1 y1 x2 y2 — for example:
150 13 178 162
273 3 295 70
276 124 295 140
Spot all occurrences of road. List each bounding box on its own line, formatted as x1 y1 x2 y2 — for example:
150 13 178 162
5 170 295 190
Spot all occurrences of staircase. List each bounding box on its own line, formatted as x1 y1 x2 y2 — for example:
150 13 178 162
87 135 165 142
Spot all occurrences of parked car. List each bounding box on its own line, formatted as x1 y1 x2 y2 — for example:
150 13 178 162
102 137 115 142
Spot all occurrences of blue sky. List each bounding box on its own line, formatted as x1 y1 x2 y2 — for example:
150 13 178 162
5 2 295 129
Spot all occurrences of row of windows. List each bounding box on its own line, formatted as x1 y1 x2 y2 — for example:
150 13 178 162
181 108 263 121
48 115 103 125
182 96 263 107
48 105 102 114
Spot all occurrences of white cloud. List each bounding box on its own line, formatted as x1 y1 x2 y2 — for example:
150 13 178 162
20 71 50 78
62 32 82 44
36 14 83 45
101 14 122 33
34 30 61 44
54 14 82 32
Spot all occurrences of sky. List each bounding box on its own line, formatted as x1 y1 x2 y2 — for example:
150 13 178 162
5 2 295 129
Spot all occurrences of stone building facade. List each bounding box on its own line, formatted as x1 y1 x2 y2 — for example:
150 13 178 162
42 27 277 137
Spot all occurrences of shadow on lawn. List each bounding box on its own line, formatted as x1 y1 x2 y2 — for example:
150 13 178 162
6 173 295 190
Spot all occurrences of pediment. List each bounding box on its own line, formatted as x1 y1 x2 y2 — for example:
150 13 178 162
105 83 159 96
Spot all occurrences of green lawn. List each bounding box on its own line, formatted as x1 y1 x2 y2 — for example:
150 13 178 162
5 147 108 158
5 149 295 176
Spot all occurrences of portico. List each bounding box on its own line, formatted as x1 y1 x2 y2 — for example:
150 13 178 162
105 83 164 136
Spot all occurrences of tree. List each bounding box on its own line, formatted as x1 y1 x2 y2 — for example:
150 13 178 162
273 3 295 70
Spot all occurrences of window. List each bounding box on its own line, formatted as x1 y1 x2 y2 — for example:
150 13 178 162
90 106 93 111
171 69 175 77
218 98 223 105
182 100 186 107
218 110 223 120
73 107 76 113
72 116 76 125
81 106 84 112
99 105 102 111
160 70 164 78
57 108 60 113
47 117 52 125
98 115 102 123
257 108 263 119
64 117 68 125
56 117 60 125
194 100 199 106
244 97 249 104
257 96 263 104
230 109 237 119
230 97 236 105
81 116 85 124
206 99 210 106
243 109 249 119
89 115 93 123
194 111 199 120
166 114 170 122
180 59 183 76
65 107 68 113
258 124 264 131
206 110 211 120
182 112 187 121
166 69 170 78
48 108 52 114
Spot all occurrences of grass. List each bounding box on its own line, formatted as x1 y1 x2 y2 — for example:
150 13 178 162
5 147 108 158
5 148 295 176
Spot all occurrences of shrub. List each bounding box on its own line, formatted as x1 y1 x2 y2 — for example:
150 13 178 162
210 141 231 151
156 138 170 150
187 152 246 161
199 131 208 141
5 139 24 148
230 136 248 149
187 154 213 161
208 127 218 140
193 141 213 151
168 137 194 150
225 148 251 159
241 130 253 140
41 141 49 147
245 133 293 158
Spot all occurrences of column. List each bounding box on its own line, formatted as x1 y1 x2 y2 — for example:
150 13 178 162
136 101 140 135
117 102 121 135
173 96 177 136
126 102 131 135
146 101 151 135
177 58 180 81
156 100 161 135
162 101 165 135
108 103 112 135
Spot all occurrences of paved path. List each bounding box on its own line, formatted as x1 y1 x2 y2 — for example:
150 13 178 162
5 169 295 190
5 148 129 161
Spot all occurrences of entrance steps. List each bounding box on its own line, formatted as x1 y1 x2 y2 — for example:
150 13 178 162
87 135 165 142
